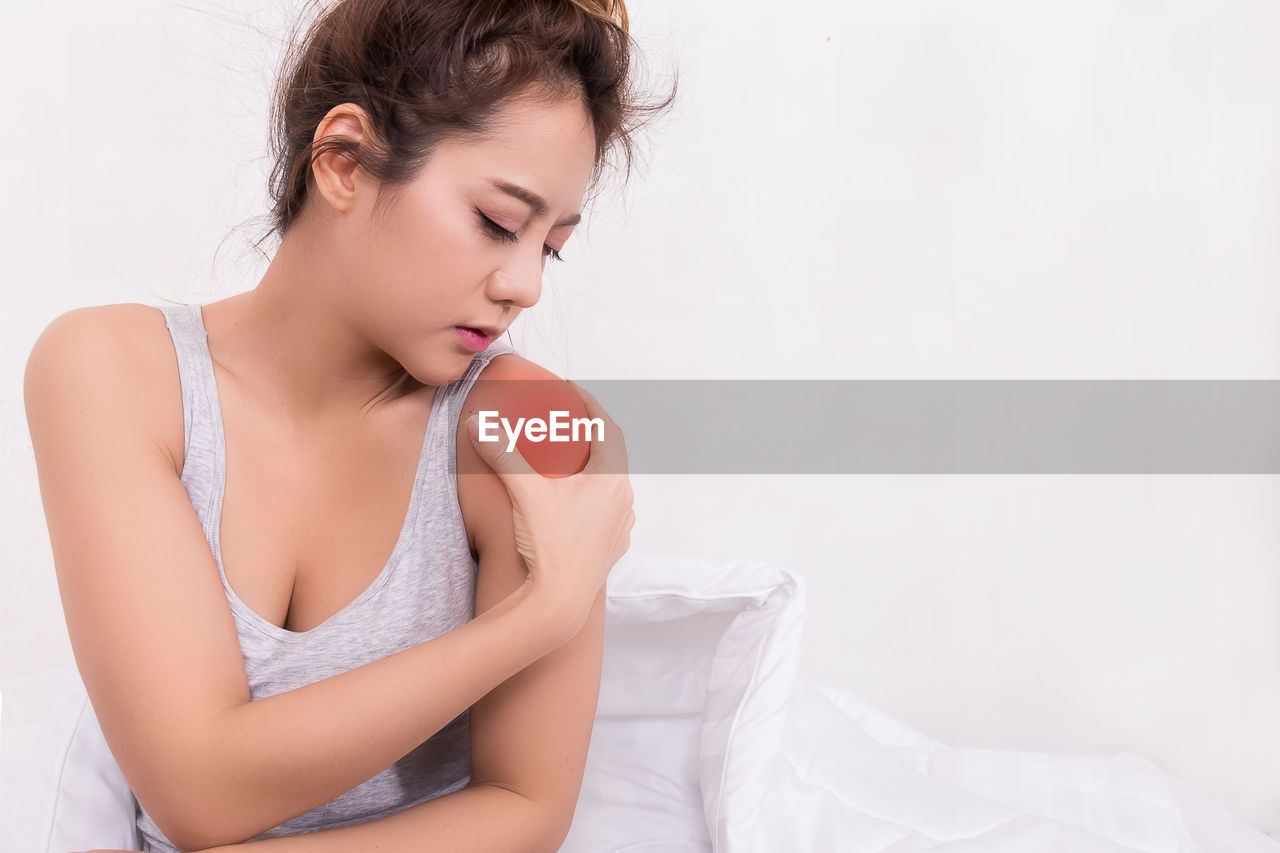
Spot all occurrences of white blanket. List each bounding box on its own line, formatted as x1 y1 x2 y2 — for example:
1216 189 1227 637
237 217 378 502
564 554 1279 853
750 678 1277 852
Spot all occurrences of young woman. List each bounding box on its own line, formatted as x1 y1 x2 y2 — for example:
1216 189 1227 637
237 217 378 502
23 1 674 850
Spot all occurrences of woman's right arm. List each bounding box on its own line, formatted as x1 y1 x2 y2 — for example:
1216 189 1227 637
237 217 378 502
22 308 579 852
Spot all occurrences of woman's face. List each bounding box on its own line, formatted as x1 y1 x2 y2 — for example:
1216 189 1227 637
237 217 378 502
329 91 597 388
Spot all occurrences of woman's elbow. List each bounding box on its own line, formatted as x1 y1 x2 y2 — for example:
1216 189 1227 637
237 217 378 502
499 784 580 853
535 806 577 853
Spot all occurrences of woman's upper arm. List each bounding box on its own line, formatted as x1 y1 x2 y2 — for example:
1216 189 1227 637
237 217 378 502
23 306 253 845
455 354 605 841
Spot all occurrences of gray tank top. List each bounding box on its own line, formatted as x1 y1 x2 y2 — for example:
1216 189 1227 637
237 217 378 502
137 302 516 851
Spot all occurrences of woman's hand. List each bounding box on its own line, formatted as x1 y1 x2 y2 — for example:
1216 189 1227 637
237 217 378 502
466 380 634 642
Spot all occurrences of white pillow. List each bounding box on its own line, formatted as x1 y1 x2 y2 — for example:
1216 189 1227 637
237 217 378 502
0 553 805 852
560 553 807 853
0 663 141 851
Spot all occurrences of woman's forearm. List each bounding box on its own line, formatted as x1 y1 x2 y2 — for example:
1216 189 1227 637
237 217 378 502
193 782 564 853
174 581 568 851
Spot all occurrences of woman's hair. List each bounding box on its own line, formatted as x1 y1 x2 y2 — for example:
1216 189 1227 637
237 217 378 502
258 0 677 247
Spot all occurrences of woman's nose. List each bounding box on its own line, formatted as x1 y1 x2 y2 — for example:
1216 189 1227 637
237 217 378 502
486 260 542 309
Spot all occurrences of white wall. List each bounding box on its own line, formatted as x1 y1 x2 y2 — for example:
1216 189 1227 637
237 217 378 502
2 0 1277 838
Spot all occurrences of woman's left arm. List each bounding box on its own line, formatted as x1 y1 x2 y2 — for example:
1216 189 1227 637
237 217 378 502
450 354 607 843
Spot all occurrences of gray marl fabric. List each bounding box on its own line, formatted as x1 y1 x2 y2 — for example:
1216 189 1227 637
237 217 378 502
138 302 514 851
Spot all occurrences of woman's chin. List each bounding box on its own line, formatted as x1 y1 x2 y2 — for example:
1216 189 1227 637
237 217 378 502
403 351 477 389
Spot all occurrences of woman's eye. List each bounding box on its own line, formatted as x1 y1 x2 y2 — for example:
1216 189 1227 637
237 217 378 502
477 210 519 244
476 208 567 263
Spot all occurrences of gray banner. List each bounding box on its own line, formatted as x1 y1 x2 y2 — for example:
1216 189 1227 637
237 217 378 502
464 380 1280 474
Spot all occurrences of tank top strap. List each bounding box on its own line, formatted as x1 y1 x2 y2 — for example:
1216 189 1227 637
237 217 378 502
154 304 212 459
154 302 223 534
438 339 518 412
427 339 518 471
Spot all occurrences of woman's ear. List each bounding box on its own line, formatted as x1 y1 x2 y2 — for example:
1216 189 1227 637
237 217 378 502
309 103 372 217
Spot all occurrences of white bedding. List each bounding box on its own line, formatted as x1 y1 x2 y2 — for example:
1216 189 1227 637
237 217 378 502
751 679 1278 852
568 555 1280 853
2 553 1275 851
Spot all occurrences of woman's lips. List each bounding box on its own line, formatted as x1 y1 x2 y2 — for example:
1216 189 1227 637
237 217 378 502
454 326 491 352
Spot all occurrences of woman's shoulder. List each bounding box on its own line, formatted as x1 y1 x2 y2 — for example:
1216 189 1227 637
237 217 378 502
32 302 177 375
465 350 593 439
455 350 593 475
25 302 186 475
31 300 172 345
452 349 593 560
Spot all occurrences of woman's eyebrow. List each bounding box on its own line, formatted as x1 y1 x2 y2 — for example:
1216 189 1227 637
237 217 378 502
485 177 582 227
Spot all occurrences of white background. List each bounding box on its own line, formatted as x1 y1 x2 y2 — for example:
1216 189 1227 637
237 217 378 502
2 0 1277 838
